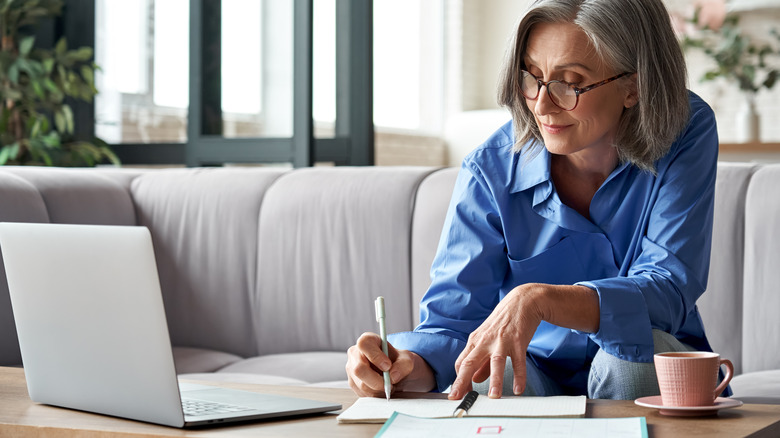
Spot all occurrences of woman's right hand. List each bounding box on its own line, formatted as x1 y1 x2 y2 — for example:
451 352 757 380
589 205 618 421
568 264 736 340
346 332 436 397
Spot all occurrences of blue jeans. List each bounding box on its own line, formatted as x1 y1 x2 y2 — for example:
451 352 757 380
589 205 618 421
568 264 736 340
471 330 694 400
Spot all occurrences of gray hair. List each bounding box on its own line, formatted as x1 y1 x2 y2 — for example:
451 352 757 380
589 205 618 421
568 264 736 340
497 0 689 172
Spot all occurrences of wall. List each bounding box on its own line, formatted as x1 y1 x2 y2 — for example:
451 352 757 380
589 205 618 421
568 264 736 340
684 8 780 144
460 0 531 111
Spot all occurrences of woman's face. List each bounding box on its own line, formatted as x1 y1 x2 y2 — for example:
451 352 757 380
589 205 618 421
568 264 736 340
522 22 636 162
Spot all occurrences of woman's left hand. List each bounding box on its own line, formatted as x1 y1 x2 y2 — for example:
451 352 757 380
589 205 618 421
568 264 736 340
449 283 600 400
449 283 546 400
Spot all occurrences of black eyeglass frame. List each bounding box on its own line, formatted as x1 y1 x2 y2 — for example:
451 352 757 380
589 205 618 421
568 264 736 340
520 70 634 111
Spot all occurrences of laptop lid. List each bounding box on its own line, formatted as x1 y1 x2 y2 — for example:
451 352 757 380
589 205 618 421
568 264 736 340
0 222 340 428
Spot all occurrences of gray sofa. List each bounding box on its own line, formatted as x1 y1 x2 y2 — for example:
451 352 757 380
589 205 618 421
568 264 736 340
0 162 777 400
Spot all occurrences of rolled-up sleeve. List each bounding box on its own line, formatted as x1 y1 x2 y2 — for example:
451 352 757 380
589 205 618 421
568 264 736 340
390 161 509 392
577 101 718 362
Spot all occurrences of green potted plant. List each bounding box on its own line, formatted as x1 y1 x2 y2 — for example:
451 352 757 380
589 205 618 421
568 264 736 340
680 6 780 143
0 0 119 166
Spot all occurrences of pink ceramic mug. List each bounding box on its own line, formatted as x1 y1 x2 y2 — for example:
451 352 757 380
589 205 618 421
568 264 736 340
654 352 734 407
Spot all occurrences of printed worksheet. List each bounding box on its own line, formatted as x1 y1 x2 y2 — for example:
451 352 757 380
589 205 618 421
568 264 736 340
375 413 648 438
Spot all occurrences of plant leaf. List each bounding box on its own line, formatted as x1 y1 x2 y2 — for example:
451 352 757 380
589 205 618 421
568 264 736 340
55 37 67 55
54 110 65 133
764 70 779 90
0 142 21 165
30 117 41 138
71 46 92 61
32 79 44 98
79 64 93 84
18 35 35 56
8 63 19 83
41 131 60 147
62 104 73 133
0 146 10 165
42 57 54 73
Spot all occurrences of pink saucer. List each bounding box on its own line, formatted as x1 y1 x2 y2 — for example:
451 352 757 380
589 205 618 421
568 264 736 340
634 396 743 417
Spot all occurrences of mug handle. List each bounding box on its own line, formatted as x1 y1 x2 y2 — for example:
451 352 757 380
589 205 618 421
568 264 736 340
713 358 734 401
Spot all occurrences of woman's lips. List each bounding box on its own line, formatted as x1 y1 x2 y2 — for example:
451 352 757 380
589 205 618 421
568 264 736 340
542 123 570 134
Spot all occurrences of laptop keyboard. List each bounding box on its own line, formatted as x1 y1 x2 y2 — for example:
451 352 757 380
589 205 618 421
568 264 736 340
181 398 255 417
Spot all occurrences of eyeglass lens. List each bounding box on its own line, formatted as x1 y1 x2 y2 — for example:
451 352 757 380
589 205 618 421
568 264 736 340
521 72 578 110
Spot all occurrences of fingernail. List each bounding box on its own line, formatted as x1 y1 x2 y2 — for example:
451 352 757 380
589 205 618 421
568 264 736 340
390 370 400 382
450 390 459 399
514 385 522 395
488 387 499 398
380 361 391 372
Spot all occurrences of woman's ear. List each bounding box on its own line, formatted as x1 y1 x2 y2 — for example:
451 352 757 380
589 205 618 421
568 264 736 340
624 73 639 108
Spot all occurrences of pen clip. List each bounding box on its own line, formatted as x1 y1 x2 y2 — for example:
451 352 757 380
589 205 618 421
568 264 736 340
375 296 385 322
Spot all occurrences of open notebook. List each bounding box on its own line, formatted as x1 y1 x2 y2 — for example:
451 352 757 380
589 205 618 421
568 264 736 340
337 395 586 424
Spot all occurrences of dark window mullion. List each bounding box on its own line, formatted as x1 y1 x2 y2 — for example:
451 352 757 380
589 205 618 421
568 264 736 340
292 0 314 167
334 0 373 166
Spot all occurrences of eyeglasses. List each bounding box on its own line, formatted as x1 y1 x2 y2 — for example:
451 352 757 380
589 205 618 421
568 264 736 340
520 70 633 111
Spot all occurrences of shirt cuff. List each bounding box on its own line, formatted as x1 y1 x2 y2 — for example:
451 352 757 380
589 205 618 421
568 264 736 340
388 330 466 392
575 278 655 363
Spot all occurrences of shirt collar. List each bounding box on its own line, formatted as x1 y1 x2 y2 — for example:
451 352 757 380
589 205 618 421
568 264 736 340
510 141 634 195
509 140 551 194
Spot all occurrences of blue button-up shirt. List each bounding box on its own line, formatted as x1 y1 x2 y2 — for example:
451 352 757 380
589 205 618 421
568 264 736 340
390 93 719 393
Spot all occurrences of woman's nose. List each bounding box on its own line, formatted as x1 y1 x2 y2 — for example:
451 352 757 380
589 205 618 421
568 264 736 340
533 85 560 116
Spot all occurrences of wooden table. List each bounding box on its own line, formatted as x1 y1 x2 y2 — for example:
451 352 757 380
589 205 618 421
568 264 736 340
2 366 779 437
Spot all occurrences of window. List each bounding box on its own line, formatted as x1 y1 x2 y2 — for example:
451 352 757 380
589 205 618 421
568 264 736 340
373 0 444 133
94 0 189 144
81 1 372 166
219 1 294 139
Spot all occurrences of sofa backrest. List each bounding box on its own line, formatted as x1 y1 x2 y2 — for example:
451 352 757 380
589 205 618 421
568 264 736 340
0 162 774 376
252 167 436 355
0 172 49 365
698 162 757 375
131 168 287 359
0 167 140 366
410 167 459 325
742 164 780 374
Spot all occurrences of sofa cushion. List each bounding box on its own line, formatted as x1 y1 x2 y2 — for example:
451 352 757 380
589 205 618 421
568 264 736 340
131 168 288 358
742 164 780 374
253 167 436 355
217 352 348 384
0 171 50 366
172 346 243 374
179 372 308 386
0 167 137 225
410 167 459 326
697 162 756 375
731 369 780 400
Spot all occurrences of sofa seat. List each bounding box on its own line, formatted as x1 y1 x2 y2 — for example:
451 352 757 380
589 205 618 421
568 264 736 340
179 373 310 386
215 352 348 384
175 350 348 386
172 347 243 373
731 370 780 400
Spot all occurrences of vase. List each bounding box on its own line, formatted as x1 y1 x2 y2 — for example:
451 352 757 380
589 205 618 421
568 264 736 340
735 92 760 143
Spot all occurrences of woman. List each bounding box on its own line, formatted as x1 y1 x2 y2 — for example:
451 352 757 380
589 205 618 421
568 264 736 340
347 0 719 401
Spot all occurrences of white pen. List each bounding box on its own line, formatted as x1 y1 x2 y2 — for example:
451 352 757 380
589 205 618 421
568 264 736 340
375 296 392 400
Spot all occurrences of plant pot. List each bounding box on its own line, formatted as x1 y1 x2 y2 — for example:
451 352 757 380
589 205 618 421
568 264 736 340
735 92 760 143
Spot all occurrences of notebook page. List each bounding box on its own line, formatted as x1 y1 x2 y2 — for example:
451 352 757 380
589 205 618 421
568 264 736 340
337 398 459 423
468 395 586 417
337 395 586 423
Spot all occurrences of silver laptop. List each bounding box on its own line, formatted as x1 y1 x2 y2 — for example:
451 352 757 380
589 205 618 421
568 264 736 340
0 222 341 428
